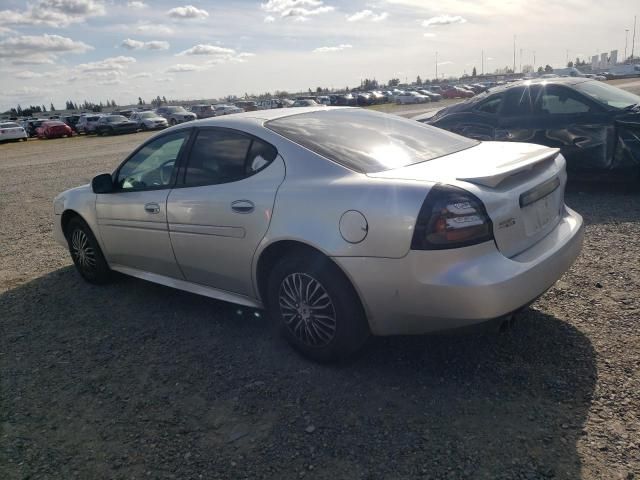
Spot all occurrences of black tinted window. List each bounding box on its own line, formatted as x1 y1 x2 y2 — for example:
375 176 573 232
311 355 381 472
538 85 592 114
183 129 276 186
266 109 478 173
502 87 536 115
476 95 502 114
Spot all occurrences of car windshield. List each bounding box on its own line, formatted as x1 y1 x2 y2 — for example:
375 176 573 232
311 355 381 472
1 122 20 128
140 112 156 118
167 106 186 113
107 115 127 122
266 109 478 173
573 80 640 109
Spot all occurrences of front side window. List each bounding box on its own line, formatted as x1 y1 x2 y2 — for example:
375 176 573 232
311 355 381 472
183 129 277 186
538 86 593 114
116 130 190 191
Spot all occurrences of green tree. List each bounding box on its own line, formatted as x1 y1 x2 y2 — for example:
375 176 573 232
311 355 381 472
567 61 574 67
472 66 477 77
416 75 422 85
388 78 400 87
544 64 553 72
50 103 55 111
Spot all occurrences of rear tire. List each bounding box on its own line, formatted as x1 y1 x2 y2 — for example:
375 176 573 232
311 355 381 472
66 217 111 284
267 252 369 362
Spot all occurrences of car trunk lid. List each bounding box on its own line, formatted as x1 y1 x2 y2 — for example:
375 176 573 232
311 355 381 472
368 141 566 258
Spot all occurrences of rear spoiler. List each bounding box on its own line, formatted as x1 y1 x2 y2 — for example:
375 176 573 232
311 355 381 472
457 148 560 188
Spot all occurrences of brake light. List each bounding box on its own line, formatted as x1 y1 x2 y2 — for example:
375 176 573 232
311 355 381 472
411 184 494 250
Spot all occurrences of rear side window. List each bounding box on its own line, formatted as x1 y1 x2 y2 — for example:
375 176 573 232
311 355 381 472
476 95 502 114
266 109 478 173
183 129 277 186
502 87 536 115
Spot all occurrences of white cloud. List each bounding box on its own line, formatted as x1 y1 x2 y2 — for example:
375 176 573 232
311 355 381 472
0 26 17 36
135 23 174 36
346 10 388 22
167 5 209 19
0 0 105 28
437 61 453 65
167 63 205 72
177 44 235 56
77 55 136 72
176 44 254 64
422 15 467 27
0 34 92 65
313 44 352 53
121 38 144 49
264 15 275 23
127 1 147 8
121 38 169 50
261 0 334 21
131 72 151 78
423 32 436 37
14 70 45 79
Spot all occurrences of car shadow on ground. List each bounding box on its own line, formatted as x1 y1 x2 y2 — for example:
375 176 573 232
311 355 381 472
1 267 596 480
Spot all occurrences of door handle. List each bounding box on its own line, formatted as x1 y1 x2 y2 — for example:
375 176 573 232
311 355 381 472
231 200 255 214
144 202 160 214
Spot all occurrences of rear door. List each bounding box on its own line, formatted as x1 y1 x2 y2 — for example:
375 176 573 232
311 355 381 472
166 127 285 296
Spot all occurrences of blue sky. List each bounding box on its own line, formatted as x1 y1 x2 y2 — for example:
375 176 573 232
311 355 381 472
0 0 638 110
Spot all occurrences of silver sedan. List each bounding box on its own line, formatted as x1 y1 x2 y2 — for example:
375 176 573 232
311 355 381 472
53 107 583 361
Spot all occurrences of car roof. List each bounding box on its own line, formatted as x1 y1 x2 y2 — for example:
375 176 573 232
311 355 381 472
184 106 337 126
486 76 591 94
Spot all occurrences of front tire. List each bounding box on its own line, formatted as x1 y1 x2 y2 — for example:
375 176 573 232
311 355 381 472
267 252 369 362
66 218 111 284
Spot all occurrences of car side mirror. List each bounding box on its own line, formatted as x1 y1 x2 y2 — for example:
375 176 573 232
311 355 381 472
92 173 115 194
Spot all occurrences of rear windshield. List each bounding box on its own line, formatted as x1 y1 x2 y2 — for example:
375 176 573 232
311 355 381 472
1 122 20 128
266 109 478 173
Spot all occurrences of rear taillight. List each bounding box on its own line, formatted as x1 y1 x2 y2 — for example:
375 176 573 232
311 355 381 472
411 184 494 250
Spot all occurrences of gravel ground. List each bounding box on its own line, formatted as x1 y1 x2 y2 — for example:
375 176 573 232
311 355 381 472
1 130 639 480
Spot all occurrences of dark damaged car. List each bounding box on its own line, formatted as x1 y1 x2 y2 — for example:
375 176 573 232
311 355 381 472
417 78 640 176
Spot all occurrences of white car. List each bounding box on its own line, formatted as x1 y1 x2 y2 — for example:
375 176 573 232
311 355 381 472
0 121 28 143
213 104 244 115
396 92 430 105
129 111 168 131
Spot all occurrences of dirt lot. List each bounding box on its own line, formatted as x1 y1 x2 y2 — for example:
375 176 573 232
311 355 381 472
1 124 640 479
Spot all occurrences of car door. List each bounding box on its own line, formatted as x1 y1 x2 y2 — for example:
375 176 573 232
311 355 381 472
95 129 192 278
166 127 285 296
532 84 615 171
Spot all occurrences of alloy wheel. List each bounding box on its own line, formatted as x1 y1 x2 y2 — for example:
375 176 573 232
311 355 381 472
71 229 96 271
278 273 337 347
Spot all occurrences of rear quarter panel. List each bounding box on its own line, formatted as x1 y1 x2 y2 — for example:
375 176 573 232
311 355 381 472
253 135 433 259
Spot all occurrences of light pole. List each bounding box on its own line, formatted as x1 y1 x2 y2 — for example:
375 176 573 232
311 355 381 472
625 29 629 62
435 51 438 81
481 49 484 75
513 35 516 74
632 15 637 59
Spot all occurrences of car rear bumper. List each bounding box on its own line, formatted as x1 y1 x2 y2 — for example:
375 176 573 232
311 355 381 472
0 132 27 140
333 206 583 336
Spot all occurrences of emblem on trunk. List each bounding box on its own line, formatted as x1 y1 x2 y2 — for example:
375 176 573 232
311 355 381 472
498 218 516 229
